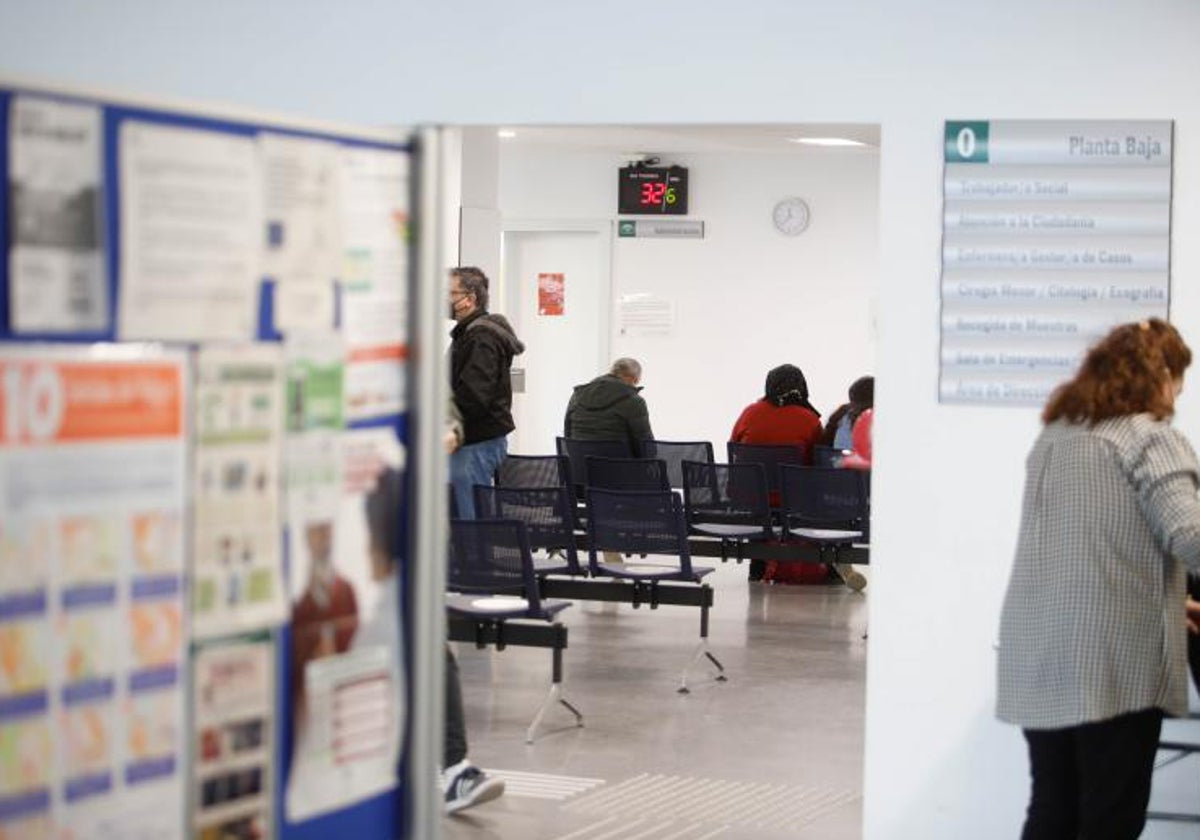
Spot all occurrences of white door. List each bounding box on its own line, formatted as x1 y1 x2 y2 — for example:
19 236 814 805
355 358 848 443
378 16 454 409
501 224 611 455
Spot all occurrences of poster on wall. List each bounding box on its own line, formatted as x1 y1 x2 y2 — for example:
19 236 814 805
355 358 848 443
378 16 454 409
192 346 287 639
339 147 409 421
284 427 404 822
192 634 274 840
537 272 564 316
260 134 343 335
0 345 188 840
7 95 108 334
118 121 261 342
939 120 1172 405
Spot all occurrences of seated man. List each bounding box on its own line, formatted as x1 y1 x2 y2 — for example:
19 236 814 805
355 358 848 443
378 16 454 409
563 357 653 455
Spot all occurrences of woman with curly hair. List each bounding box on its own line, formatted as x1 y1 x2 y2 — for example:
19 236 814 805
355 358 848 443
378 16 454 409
998 318 1200 839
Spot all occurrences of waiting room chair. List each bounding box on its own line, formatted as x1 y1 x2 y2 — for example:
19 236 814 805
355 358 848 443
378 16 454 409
586 487 723 691
681 460 773 562
472 485 584 576
584 456 671 492
779 465 868 549
727 441 809 503
556 437 634 493
642 440 715 489
447 518 583 742
495 454 571 489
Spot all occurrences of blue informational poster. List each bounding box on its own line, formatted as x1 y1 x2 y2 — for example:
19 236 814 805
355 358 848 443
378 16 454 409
1 83 413 840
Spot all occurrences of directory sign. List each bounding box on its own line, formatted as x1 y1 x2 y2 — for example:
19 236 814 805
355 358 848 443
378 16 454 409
939 120 1172 405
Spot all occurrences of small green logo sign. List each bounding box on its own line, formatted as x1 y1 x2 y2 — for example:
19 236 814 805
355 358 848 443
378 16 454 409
945 121 990 163
618 221 637 237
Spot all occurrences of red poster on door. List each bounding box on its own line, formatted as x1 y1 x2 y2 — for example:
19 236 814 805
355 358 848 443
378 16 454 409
537 273 565 316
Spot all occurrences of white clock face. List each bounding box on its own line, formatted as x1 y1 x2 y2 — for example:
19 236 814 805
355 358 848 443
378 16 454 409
773 198 810 236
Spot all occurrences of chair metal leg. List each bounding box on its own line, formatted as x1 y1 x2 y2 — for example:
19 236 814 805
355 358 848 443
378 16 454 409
677 638 727 694
526 642 583 743
526 681 584 744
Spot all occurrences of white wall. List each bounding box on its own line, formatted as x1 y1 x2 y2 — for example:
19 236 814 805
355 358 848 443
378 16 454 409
498 145 879 449
5 2 1200 837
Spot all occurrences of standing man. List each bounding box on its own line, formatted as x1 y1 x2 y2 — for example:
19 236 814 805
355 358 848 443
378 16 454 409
564 357 653 455
448 266 524 518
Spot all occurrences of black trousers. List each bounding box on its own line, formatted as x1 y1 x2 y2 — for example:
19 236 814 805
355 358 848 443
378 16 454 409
444 646 467 768
1021 707 1163 840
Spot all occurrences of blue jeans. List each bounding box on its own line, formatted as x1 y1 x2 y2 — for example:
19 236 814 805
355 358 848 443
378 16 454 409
449 435 508 519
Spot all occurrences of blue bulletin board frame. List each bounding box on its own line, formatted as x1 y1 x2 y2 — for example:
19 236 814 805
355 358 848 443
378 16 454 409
0 83 413 840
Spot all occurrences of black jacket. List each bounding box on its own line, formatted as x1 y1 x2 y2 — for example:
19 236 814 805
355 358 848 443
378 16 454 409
450 310 525 444
563 374 653 453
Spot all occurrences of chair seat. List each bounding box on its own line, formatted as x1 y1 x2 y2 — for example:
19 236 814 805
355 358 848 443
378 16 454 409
447 593 571 620
691 523 768 539
788 527 863 542
593 561 713 582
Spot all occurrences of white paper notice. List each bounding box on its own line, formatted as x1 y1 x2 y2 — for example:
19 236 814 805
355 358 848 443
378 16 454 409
7 96 108 333
260 133 343 334
340 146 409 421
618 293 675 336
192 346 287 639
0 346 189 840
118 121 260 341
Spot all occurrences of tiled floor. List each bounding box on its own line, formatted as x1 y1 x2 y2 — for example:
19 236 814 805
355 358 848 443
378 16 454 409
442 561 869 839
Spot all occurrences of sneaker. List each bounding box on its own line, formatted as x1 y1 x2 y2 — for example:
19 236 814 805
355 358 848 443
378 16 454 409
835 563 867 592
444 764 505 814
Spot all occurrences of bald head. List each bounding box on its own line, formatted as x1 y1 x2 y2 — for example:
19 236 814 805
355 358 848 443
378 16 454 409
610 357 642 385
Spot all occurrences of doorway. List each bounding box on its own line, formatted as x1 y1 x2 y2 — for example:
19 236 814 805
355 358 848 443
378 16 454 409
501 221 613 455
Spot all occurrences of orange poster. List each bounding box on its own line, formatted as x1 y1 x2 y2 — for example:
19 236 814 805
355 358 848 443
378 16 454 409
537 272 565 316
0 358 183 446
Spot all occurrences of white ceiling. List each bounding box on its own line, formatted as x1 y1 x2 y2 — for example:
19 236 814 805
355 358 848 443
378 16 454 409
488 123 880 156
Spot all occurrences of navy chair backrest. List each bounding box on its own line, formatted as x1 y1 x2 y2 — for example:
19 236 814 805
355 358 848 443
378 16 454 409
641 440 715 488
556 437 634 490
448 518 544 606
727 441 809 498
681 460 773 535
779 465 867 531
472 484 582 574
495 454 570 489
812 445 845 468
585 487 695 576
584 456 670 492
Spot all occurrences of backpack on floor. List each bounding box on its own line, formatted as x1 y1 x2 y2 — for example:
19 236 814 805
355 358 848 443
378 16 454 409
763 559 831 585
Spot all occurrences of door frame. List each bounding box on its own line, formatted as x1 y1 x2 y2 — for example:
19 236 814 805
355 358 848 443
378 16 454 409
499 218 614 370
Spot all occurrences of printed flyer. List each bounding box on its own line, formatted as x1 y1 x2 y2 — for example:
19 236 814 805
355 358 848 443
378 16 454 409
284 427 404 822
0 346 188 840
191 634 274 840
7 96 107 334
192 346 287 639
339 146 409 421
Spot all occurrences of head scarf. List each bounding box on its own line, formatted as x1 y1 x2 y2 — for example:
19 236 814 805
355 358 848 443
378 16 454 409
764 364 820 416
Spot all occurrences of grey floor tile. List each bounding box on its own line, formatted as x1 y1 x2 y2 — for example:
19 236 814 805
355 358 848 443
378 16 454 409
443 562 868 839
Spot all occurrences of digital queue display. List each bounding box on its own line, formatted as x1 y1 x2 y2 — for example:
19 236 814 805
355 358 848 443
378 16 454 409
618 166 688 215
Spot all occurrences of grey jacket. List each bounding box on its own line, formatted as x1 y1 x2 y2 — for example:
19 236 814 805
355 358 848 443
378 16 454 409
997 415 1200 729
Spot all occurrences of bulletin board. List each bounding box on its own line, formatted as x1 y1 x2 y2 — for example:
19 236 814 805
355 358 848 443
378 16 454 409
0 82 413 840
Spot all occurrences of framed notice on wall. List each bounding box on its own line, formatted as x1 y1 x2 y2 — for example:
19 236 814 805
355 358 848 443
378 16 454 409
939 119 1172 406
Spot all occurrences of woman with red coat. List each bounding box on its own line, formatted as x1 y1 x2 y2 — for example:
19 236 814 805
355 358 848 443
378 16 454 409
730 364 822 581
731 363 823 451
